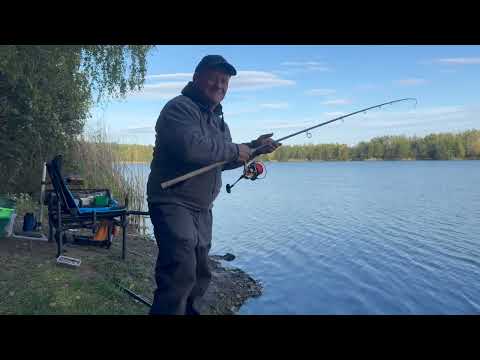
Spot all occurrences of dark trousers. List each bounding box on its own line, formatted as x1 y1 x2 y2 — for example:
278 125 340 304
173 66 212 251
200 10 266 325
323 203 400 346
148 202 213 315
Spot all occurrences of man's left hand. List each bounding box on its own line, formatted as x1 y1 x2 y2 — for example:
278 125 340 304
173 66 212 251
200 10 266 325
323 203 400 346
251 133 281 155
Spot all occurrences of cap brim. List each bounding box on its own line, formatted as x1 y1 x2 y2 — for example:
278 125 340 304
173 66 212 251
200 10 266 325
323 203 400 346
212 63 237 76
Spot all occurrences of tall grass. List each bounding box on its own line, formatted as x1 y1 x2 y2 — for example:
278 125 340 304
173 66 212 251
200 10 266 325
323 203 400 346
68 125 149 231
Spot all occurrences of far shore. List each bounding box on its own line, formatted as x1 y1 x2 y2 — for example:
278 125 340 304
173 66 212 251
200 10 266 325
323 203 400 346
118 158 479 165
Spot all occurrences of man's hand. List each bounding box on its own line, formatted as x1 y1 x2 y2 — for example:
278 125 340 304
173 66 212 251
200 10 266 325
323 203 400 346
237 144 253 163
251 133 281 155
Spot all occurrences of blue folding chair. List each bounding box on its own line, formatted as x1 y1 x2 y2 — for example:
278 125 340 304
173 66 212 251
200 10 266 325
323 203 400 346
46 155 131 259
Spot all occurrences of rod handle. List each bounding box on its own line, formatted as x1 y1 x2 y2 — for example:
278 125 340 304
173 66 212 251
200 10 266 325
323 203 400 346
161 160 228 189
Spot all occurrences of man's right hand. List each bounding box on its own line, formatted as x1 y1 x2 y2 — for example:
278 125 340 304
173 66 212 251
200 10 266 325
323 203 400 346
237 144 252 163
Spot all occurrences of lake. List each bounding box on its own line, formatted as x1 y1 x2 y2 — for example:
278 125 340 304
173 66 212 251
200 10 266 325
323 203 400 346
134 161 480 315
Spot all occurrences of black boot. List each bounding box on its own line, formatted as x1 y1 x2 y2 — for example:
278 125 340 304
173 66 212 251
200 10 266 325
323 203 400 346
186 299 200 316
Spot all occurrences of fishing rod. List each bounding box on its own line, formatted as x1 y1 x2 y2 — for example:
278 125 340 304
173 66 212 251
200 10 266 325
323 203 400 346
118 283 153 308
161 98 417 192
116 253 237 309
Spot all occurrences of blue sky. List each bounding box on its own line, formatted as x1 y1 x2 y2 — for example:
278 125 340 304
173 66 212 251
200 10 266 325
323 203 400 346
89 45 480 146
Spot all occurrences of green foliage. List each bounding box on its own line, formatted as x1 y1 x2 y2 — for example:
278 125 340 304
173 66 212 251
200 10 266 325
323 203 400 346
80 45 154 103
0 45 154 194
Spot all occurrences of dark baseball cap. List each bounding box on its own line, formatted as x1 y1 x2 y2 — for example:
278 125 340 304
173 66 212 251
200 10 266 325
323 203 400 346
194 55 237 76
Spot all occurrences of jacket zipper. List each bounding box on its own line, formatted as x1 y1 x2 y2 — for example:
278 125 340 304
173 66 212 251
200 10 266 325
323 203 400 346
209 112 217 200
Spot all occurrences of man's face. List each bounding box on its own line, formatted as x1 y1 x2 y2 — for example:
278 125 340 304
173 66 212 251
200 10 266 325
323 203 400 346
194 68 231 106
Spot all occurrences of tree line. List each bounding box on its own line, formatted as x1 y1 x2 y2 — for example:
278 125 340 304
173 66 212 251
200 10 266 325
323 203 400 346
110 129 480 163
260 129 480 161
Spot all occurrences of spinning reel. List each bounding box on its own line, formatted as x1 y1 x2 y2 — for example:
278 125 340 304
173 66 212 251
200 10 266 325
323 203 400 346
226 160 266 193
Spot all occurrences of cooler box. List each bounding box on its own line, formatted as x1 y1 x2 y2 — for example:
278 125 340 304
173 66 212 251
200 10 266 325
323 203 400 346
0 207 15 237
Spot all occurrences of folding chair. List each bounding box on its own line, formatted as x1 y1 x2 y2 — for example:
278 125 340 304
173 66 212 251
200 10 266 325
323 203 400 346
45 155 130 259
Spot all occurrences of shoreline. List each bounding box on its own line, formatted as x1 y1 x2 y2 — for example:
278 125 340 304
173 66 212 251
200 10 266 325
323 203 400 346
119 159 480 165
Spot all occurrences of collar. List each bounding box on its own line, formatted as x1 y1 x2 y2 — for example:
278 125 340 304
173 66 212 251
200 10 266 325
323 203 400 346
181 81 223 116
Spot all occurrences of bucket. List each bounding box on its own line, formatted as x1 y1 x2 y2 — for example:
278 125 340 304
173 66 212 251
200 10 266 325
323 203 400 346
23 213 36 232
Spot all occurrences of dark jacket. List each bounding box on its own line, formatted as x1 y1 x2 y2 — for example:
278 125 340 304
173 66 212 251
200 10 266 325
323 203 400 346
147 82 245 210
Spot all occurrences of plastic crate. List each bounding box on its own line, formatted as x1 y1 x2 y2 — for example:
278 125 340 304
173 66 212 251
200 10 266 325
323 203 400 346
0 207 14 220
0 208 14 237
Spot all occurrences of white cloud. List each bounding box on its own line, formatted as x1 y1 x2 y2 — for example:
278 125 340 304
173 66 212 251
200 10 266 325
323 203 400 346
259 102 289 109
239 104 480 146
324 111 347 117
354 105 474 129
281 61 330 72
223 108 259 117
272 70 294 76
128 70 294 100
261 120 315 131
230 71 295 91
394 78 428 86
436 57 480 65
259 105 479 139
144 82 186 90
282 61 323 66
224 101 289 118
305 88 336 96
146 73 192 80
308 66 330 71
129 81 186 100
321 99 351 105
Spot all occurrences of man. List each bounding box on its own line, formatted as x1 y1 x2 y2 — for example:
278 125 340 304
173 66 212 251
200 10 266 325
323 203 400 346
146 55 280 315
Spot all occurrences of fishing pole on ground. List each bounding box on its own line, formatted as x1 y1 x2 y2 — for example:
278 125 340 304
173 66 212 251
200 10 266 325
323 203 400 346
160 98 417 193
115 253 237 309
116 282 153 308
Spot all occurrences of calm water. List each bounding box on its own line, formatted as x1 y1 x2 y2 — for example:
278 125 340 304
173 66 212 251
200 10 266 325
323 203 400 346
136 161 480 314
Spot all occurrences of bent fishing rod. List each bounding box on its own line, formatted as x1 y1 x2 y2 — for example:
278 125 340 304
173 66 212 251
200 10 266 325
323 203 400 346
161 98 417 192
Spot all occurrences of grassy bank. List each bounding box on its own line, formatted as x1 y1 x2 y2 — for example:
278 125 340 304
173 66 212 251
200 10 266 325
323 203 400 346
0 222 263 315
0 227 155 315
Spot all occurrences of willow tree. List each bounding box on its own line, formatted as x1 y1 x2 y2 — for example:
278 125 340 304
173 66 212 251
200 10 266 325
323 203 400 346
0 45 155 193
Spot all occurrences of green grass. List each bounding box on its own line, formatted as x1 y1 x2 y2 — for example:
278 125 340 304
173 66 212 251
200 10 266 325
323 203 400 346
0 232 157 315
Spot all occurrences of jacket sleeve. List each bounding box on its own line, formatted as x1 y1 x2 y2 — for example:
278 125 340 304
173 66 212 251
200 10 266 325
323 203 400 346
161 100 240 166
221 122 250 171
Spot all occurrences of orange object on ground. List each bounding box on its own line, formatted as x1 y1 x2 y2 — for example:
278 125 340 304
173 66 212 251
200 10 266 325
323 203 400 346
94 221 110 241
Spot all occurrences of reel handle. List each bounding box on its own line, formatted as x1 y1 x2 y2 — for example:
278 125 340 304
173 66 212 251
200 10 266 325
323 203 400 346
226 174 245 194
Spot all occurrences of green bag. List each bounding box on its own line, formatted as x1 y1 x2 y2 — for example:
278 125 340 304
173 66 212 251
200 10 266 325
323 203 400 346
94 195 109 207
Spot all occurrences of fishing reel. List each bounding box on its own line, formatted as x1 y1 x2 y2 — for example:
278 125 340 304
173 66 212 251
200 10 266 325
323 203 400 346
244 161 265 180
226 160 266 193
